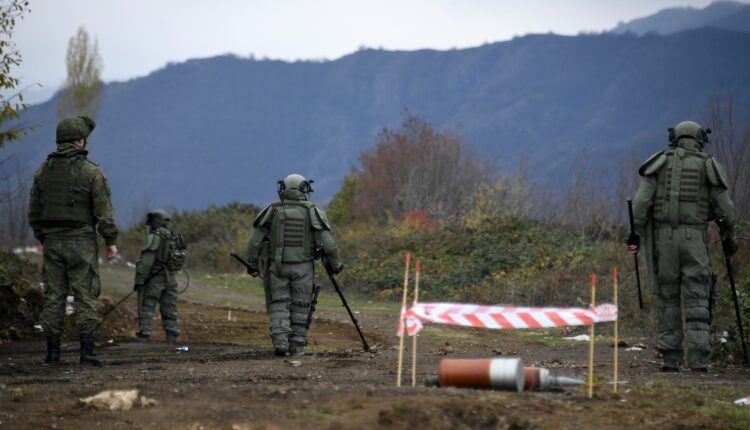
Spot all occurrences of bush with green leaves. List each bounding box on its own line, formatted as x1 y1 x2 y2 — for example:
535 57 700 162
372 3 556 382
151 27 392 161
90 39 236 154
119 202 259 273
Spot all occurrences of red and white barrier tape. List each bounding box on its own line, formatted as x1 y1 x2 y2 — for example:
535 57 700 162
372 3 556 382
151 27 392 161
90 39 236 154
398 302 618 336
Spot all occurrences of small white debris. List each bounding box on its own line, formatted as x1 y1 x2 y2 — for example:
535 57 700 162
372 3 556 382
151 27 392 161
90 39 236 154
78 389 157 411
12 246 41 255
126 262 136 268
563 334 590 341
625 346 645 351
33 325 43 332
175 346 189 352
65 296 75 315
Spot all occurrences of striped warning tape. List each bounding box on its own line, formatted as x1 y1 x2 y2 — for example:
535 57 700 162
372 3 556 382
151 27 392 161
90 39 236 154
399 302 617 336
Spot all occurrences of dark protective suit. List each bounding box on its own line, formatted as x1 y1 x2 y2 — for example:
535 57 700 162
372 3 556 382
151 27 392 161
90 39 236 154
246 188 342 352
135 224 181 339
632 137 735 369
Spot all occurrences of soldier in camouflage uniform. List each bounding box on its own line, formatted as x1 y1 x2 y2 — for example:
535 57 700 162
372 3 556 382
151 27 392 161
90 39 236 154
629 121 737 372
134 209 185 342
246 174 343 357
28 115 119 366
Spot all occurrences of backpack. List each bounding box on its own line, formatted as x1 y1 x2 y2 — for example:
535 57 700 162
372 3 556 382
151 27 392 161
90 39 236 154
168 232 187 272
157 229 187 272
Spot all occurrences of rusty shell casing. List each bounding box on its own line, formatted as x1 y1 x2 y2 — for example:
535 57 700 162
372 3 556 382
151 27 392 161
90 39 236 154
438 358 524 392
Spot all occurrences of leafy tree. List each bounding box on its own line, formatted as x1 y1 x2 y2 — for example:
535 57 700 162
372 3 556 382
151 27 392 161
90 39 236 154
704 96 750 224
351 111 493 224
0 0 30 148
327 175 358 227
57 25 103 120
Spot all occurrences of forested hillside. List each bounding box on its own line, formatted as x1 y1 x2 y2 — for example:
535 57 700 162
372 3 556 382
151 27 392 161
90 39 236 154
8 28 750 222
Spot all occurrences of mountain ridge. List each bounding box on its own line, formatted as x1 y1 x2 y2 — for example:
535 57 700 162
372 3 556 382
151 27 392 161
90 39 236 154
8 27 750 224
612 1 750 35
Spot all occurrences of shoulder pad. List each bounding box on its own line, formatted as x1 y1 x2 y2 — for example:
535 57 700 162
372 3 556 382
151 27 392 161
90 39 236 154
638 151 668 177
310 205 332 231
283 200 313 208
253 204 277 228
141 233 161 252
705 157 730 189
156 227 172 239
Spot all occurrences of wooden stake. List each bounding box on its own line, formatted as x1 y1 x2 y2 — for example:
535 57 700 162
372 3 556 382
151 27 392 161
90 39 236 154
411 260 421 387
396 252 411 388
588 274 597 399
613 267 619 394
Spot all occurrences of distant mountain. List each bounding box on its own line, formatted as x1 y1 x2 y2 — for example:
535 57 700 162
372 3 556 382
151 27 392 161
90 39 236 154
612 1 750 35
7 27 750 224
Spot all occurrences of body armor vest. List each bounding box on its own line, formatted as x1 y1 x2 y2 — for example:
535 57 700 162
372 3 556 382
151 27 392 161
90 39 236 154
652 147 711 226
269 201 314 264
37 156 95 225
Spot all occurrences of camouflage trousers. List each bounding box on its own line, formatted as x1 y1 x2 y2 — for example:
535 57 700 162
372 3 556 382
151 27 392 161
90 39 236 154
654 225 712 369
137 269 179 338
40 237 101 337
267 261 314 349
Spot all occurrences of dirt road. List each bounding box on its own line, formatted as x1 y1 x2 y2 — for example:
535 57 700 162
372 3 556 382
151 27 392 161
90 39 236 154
1 265 749 429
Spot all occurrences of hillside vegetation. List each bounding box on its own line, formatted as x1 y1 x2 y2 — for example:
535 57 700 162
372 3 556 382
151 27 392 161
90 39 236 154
6 27 750 220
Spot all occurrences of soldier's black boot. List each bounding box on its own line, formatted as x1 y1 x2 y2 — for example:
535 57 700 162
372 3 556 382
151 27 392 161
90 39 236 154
79 335 103 367
274 346 288 357
44 335 61 364
289 342 305 357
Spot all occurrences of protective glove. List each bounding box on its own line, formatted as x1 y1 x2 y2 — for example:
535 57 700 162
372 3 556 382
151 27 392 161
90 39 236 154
133 282 143 292
247 266 260 278
719 226 739 257
627 232 641 253
333 263 345 275
722 236 738 257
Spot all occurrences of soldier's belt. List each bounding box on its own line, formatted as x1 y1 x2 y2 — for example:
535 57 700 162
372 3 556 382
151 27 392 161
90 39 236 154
653 223 707 231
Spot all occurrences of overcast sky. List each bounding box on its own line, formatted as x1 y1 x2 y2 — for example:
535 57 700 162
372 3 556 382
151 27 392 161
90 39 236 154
12 0 741 103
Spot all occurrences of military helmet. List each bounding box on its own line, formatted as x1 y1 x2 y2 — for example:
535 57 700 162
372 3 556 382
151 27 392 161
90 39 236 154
278 173 314 194
56 115 96 143
147 209 171 222
668 121 711 146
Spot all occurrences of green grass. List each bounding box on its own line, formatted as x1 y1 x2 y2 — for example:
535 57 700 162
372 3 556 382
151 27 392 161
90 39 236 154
196 271 401 313
290 409 331 420
642 384 750 429
420 327 475 340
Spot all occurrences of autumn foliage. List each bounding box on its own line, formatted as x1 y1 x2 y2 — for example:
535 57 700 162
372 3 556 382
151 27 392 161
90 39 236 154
349 111 493 224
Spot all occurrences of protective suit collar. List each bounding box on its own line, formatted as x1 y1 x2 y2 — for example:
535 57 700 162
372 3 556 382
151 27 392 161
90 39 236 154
50 142 88 158
280 189 307 201
674 138 702 152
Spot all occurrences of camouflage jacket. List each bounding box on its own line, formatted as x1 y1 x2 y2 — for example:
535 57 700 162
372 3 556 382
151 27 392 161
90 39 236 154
28 143 119 245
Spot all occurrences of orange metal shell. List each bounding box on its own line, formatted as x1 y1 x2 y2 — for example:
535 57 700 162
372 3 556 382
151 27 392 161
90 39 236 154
438 359 492 389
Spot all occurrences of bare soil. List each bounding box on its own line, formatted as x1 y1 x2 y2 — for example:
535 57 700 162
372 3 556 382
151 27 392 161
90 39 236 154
1 266 749 429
